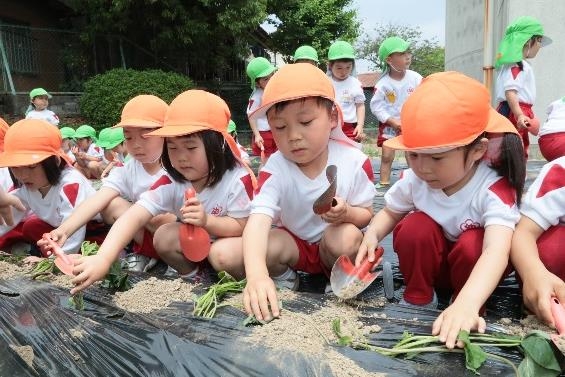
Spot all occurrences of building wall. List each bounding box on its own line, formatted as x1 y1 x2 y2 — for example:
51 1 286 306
446 0 565 142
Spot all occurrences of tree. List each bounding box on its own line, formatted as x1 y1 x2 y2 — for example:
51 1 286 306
357 24 444 77
266 0 360 63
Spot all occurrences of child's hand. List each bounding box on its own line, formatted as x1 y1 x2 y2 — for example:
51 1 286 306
355 229 380 267
522 269 565 326
432 300 486 349
321 197 348 224
180 194 208 228
100 161 116 179
243 275 280 321
254 134 264 150
0 192 26 226
516 114 532 130
70 254 113 294
37 228 68 256
353 126 366 141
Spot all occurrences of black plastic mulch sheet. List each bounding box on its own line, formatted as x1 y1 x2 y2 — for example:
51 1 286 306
0 269 530 377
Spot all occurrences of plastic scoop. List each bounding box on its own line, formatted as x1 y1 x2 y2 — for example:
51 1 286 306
312 165 338 215
178 187 211 262
550 297 565 355
41 234 78 276
330 246 384 299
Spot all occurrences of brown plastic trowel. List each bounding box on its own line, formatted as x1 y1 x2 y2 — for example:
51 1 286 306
179 187 211 262
550 297 565 355
41 234 78 276
330 246 384 299
312 165 338 215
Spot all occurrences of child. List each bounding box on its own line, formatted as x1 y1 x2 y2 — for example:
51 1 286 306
357 71 526 349
511 156 565 326
72 124 104 179
0 117 13 191
97 127 129 178
370 37 422 190
246 57 277 162
40 95 175 272
327 41 366 141
60 127 76 165
228 120 250 166
243 63 376 322
538 97 565 161
25 88 59 127
0 119 107 254
494 16 550 158
293 45 319 65
66 90 255 293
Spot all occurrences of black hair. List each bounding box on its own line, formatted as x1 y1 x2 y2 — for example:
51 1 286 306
10 155 67 188
267 97 334 117
161 130 238 187
329 58 355 65
464 133 525 205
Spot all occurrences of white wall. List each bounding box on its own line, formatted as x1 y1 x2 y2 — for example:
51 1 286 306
446 0 565 134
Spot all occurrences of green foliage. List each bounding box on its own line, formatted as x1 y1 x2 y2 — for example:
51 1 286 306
266 0 360 64
519 331 561 377
357 23 445 77
80 68 194 129
193 271 246 318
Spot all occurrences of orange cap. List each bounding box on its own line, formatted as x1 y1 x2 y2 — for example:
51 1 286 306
113 94 168 128
248 63 358 148
384 71 518 153
0 117 9 153
146 90 257 188
0 119 73 167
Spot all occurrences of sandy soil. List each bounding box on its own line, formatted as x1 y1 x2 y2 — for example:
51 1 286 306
10 345 35 369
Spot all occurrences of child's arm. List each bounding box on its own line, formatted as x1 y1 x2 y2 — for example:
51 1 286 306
70 203 152 294
320 197 372 228
248 118 263 149
353 103 366 140
505 90 530 129
432 224 512 349
39 187 119 250
0 189 26 227
242 213 278 321
511 216 565 325
356 207 404 266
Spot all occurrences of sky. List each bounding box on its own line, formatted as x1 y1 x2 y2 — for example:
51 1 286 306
350 0 446 72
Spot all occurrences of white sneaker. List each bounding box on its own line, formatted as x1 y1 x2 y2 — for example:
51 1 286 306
143 258 159 272
324 282 333 294
164 265 200 282
122 254 150 272
399 291 438 310
272 269 299 291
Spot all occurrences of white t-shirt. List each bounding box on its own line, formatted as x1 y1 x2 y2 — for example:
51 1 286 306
331 76 366 123
137 165 253 232
0 168 13 192
370 70 422 139
495 60 536 105
251 140 376 243
102 159 168 202
85 143 104 160
25 109 59 126
0 167 101 253
539 99 565 137
385 162 520 241
247 88 270 132
520 156 565 230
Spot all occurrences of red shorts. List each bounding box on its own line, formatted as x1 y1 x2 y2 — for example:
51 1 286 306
252 131 277 158
132 229 159 259
280 228 328 275
539 132 565 162
341 122 357 140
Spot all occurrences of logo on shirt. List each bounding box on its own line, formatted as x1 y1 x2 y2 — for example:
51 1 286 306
459 219 480 232
210 205 222 216
385 90 396 104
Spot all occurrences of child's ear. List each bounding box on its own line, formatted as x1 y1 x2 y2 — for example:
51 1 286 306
330 106 339 129
471 137 489 161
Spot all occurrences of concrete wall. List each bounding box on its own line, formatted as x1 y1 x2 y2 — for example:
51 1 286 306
446 0 565 134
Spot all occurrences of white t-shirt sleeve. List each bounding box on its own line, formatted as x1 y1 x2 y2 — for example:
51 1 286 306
136 175 180 217
352 77 366 104
58 182 94 253
481 178 521 230
369 84 391 123
384 170 416 214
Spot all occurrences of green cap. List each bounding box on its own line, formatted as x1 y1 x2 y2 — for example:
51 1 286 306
293 45 319 63
327 41 355 61
227 120 237 134
97 128 125 149
246 57 277 89
495 16 550 68
74 124 97 141
59 127 75 140
378 37 410 71
29 88 52 99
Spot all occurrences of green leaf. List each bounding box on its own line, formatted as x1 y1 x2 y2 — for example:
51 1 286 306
458 330 488 375
521 332 561 373
518 354 560 377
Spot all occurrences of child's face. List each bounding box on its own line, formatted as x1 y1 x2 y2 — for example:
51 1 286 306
166 135 209 187
256 73 274 89
524 37 542 59
76 137 91 151
268 98 336 174
11 163 49 191
387 51 412 73
406 142 486 196
123 127 162 163
61 138 73 152
32 95 49 111
329 61 353 81
111 143 126 155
